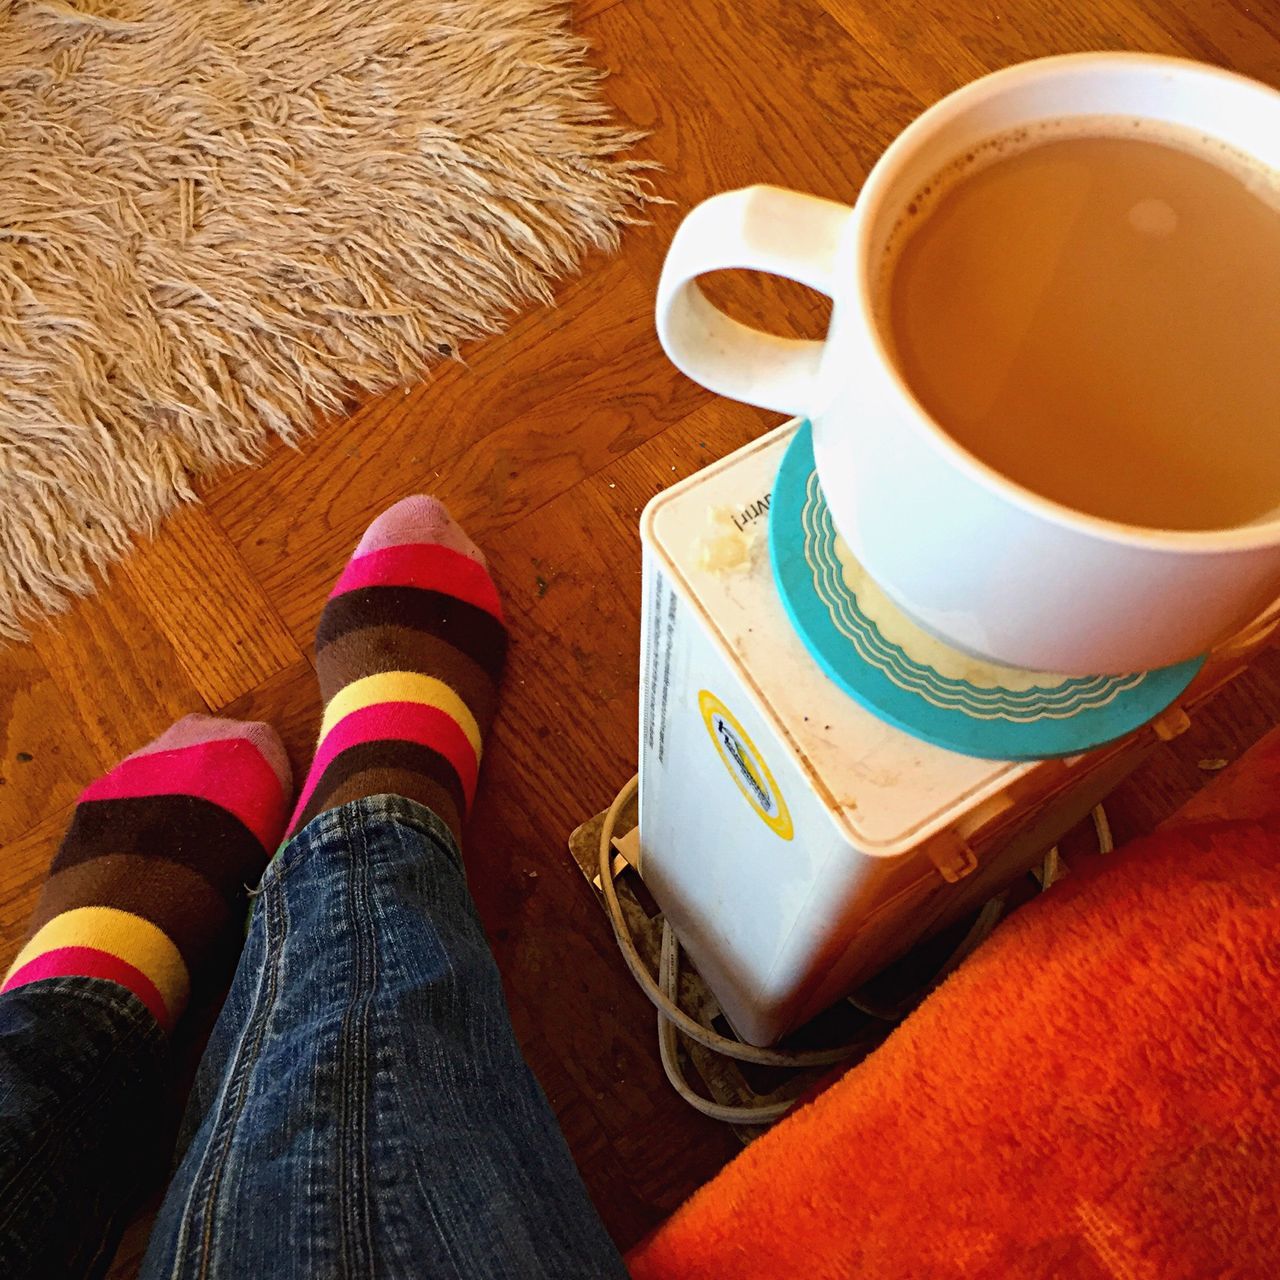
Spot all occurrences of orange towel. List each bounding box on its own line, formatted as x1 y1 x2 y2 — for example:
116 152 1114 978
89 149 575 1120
630 733 1280 1280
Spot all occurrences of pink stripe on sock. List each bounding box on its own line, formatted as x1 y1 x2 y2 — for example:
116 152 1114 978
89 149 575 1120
127 715 292 797
3 946 172 1031
329 544 503 621
81 739 287 850
288 701 480 831
356 496 487 566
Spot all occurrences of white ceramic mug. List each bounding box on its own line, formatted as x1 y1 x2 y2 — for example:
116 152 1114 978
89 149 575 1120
656 53 1280 675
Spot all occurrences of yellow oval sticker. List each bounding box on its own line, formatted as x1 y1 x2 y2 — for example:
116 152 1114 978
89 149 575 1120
699 690 794 841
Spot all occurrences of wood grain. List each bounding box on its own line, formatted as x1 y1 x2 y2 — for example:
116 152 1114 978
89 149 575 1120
0 805 71 970
122 504 301 709
29 570 205 767
252 291 711 644
0 2 1271 1274
206 253 646 576
592 0 919 337
575 0 626 20
0 647 100 844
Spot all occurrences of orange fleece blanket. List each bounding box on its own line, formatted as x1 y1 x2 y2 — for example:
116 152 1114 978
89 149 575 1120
629 731 1280 1280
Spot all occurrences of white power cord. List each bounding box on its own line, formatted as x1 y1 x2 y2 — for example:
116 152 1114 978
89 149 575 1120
598 775 866 1070
598 775 870 1124
1091 803 1115 854
657 922 798 1124
599 772 1110 1124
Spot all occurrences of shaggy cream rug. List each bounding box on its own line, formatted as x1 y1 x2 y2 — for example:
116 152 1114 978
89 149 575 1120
0 0 649 639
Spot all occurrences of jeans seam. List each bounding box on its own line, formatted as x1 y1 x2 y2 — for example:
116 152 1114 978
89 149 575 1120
338 803 377 1276
255 829 304 895
163 874 286 1280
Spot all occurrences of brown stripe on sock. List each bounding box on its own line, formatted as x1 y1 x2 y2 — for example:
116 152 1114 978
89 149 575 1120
316 587 507 681
314 624 498 724
55 796 269 895
296 740 467 833
29 855 235 975
301 769 462 843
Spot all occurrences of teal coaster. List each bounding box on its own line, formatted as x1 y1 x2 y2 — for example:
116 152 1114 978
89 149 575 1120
769 421 1204 760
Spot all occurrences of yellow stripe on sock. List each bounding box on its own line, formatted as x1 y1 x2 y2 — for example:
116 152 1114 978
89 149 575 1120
321 671 483 757
5 906 190 1022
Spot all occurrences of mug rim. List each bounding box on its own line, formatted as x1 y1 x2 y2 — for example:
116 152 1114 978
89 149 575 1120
849 51 1280 556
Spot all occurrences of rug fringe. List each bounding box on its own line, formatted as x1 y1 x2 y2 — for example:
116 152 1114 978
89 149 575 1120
0 0 656 640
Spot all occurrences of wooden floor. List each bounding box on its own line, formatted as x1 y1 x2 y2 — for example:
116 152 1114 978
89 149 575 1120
3 0 1280 1271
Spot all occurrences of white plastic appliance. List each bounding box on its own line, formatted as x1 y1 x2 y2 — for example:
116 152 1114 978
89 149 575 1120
637 419 1277 1047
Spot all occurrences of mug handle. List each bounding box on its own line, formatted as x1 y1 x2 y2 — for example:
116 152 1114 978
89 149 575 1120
655 186 852 416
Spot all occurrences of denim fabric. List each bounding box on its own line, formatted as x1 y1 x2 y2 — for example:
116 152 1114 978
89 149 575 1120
0 977 167 1280
141 795 626 1280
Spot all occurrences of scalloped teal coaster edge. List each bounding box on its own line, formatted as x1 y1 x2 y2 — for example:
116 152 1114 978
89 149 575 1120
769 420 1204 760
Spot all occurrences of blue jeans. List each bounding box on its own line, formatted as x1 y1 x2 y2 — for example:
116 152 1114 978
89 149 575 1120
0 797 626 1279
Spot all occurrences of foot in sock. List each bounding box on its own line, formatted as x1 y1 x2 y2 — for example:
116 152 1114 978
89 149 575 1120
2 716 291 1033
287 495 507 845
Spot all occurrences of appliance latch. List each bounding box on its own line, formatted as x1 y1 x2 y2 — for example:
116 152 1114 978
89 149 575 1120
930 833 979 884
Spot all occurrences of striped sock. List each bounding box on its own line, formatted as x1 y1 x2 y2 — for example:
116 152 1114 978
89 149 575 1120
286 495 506 844
2 716 291 1033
